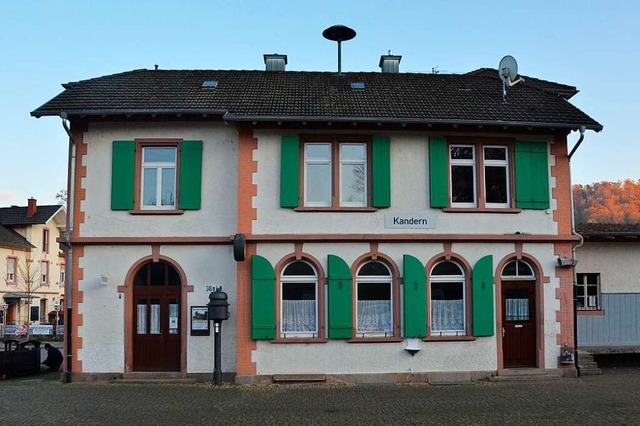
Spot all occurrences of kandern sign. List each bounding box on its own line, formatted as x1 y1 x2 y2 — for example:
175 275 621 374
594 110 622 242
384 214 436 229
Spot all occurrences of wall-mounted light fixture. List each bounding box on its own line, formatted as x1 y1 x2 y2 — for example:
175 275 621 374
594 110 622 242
557 258 578 268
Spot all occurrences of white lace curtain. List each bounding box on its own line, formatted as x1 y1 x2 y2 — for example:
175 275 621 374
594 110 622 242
357 300 392 333
506 298 529 321
431 299 464 331
282 300 316 333
137 305 146 334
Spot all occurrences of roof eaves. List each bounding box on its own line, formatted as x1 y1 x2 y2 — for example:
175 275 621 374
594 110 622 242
223 114 604 132
31 108 230 118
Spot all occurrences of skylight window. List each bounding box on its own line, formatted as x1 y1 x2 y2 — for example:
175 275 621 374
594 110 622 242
351 82 365 89
202 80 218 88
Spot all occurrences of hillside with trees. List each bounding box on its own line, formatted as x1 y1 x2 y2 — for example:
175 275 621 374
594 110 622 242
573 180 640 224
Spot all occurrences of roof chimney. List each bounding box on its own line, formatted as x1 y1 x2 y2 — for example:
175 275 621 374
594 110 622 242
264 54 287 71
27 198 37 217
379 50 402 73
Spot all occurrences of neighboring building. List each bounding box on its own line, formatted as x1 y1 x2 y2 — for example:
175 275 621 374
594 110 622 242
31 51 601 382
0 199 66 335
575 223 640 353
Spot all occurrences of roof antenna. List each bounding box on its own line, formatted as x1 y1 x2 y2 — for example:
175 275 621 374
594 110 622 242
322 24 356 75
498 55 524 103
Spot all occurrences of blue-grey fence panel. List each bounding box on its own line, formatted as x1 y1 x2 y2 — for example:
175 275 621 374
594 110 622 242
577 293 640 347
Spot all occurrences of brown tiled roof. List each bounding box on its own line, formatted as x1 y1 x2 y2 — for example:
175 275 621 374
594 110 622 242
576 223 640 238
0 205 64 226
0 224 33 250
31 68 602 131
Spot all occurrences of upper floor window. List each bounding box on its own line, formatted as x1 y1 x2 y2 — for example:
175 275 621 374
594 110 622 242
42 228 50 254
430 260 466 336
576 273 600 310
280 261 318 338
6 257 17 283
449 144 510 208
111 139 203 212
279 135 391 210
41 260 49 284
142 146 177 209
304 140 367 208
355 261 393 337
60 265 65 286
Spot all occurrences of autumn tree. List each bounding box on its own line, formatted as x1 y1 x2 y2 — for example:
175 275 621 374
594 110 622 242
573 179 640 224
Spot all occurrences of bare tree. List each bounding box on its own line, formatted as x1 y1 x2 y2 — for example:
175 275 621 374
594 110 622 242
55 189 67 205
13 250 43 340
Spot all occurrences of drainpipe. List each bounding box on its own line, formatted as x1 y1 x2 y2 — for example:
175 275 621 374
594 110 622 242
568 126 586 377
61 113 75 383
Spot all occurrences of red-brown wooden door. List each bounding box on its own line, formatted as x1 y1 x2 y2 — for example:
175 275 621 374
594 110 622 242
502 281 536 368
133 262 181 371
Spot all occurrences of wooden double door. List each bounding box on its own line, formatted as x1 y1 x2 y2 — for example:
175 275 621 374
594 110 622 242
502 281 536 368
132 262 181 371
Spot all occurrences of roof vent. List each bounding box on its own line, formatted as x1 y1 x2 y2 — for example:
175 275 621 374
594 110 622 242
202 80 218 88
379 50 402 73
264 54 287 71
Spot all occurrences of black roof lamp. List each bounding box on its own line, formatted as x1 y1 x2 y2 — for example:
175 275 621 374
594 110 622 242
322 24 356 75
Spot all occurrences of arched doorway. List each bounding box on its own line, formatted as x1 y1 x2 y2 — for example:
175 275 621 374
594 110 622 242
132 261 181 371
501 259 536 368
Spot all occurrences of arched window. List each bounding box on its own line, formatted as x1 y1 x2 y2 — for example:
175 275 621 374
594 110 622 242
501 260 535 280
280 261 318 338
356 261 393 337
430 260 466 336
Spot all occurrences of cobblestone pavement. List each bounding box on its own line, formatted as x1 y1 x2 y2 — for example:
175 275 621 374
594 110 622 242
1 368 640 425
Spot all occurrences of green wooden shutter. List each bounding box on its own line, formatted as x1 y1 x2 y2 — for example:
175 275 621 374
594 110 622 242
372 136 391 208
178 140 203 210
515 140 550 210
111 141 135 210
403 255 427 337
472 255 494 337
429 137 448 208
251 255 276 340
328 254 352 339
280 135 300 208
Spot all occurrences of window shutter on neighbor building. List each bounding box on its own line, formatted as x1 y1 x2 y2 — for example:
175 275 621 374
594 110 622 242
327 254 353 339
251 254 276 340
403 254 427 337
514 140 550 210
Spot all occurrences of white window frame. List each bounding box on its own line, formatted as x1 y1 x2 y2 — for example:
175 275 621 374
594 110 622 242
339 143 367 208
355 262 393 337
41 260 49 284
60 266 65 286
6 257 17 283
483 145 510 208
449 145 477 208
501 260 535 281
303 143 332 207
280 261 318 338
430 261 466 336
576 273 601 310
141 146 177 210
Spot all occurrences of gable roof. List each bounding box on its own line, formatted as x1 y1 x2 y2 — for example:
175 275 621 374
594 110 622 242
31 68 602 131
576 223 640 240
0 205 64 226
0 224 33 250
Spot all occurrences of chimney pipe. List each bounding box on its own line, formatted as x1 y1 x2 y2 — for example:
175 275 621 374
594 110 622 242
264 54 288 71
27 198 37 217
379 50 402 73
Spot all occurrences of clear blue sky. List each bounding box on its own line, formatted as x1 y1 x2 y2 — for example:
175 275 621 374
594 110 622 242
1 1 637 206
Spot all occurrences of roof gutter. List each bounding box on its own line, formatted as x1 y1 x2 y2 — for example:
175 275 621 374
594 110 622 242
223 114 604 132
61 112 74 384
31 109 229 119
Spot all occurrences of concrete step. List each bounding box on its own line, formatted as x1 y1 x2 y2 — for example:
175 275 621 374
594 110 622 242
114 372 197 384
579 368 602 376
272 374 326 383
490 369 562 382
579 361 599 368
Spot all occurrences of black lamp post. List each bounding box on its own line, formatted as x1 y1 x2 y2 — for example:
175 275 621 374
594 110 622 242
207 287 230 385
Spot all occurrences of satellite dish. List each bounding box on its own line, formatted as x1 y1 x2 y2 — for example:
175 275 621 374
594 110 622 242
498 55 524 87
323 24 356 75
498 55 525 102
